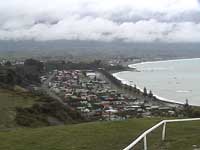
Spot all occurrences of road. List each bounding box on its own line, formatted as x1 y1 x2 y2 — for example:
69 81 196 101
42 72 60 100
41 71 66 105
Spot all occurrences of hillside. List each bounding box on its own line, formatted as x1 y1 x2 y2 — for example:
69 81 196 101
0 88 38 129
0 88 83 129
0 118 199 150
0 88 199 150
1 41 200 60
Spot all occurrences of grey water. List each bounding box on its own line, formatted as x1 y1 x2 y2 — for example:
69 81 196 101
113 58 200 106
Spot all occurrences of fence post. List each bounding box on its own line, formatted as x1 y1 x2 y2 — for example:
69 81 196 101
144 135 147 150
162 122 166 141
123 118 200 150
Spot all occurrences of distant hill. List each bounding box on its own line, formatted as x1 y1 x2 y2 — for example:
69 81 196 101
0 40 200 59
0 118 199 150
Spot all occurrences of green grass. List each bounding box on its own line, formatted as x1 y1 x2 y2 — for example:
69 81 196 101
0 89 199 150
0 89 38 128
0 118 199 150
160 121 200 150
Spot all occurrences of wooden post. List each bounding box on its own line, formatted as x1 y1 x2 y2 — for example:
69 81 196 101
162 122 166 141
123 118 200 150
144 135 147 150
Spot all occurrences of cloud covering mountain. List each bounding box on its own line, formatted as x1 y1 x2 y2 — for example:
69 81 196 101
0 0 200 42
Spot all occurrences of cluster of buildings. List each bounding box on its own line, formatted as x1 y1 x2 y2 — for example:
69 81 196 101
0 59 25 66
44 70 177 121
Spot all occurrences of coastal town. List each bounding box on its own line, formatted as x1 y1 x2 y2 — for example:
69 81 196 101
41 68 182 121
0 57 198 122
1 1 200 149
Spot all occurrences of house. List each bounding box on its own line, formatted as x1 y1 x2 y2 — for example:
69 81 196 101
51 87 60 94
86 72 96 79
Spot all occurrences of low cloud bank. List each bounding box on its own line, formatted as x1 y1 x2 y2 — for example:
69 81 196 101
0 0 200 42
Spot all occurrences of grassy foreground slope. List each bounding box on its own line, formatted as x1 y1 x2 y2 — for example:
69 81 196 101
0 88 38 128
0 118 199 150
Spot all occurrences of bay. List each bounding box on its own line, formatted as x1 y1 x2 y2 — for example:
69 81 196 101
113 58 200 106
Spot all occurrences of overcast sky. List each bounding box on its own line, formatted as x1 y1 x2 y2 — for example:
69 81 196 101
0 0 200 42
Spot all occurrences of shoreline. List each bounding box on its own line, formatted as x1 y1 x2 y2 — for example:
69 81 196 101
112 57 200 106
128 57 200 68
112 73 184 106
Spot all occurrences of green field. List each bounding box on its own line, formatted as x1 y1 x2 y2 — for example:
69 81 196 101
0 118 199 150
0 88 38 129
0 89 199 150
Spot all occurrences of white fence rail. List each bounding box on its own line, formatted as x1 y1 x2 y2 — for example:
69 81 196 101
123 118 200 150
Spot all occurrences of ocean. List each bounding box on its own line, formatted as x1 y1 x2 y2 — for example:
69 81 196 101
113 58 200 106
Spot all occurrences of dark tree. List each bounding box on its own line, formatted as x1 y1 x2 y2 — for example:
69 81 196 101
61 60 65 70
148 90 153 98
4 61 12 66
133 84 137 92
129 85 132 91
143 87 148 96
24 59 44 73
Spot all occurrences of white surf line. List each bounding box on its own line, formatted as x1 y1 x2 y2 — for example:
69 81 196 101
128 57 200 68
112 73 184 105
